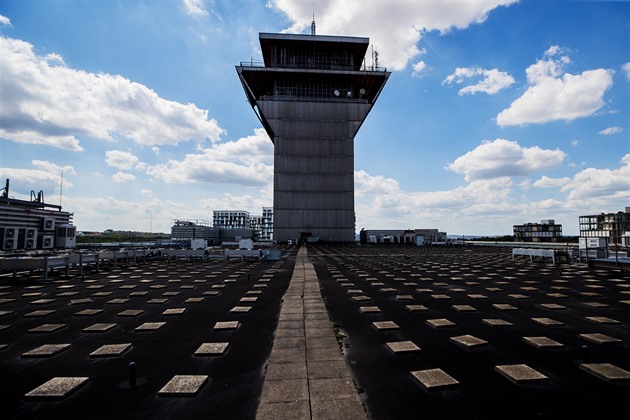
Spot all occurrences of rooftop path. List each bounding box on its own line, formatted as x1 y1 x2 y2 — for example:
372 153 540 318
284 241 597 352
256 246 366 420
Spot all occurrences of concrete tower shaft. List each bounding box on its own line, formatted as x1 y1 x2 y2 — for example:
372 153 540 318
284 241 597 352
236 32 389 242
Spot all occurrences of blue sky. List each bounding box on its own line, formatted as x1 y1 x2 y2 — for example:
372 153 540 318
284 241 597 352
0 0 628 236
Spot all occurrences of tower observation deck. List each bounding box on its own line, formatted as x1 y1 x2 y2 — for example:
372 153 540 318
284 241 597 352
236 32 389 243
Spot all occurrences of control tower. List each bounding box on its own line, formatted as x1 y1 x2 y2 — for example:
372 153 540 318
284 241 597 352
236 30 389 243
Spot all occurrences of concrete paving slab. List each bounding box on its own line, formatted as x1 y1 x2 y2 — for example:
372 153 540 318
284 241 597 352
194 342 229 356
372 321 399 330
579 363 630 383
309 377 358 399
185 297 205 303
22 344 71 358
578 333 623 345
70 298 93 305
307 360 350 379
359 306 380 313
264 361 307 380
25 377 88 400
28 323 65 333
495 364 548 384
452 304 476 312
74 309 103 316
585 316 620 325
450 334 488 349
482 318 513 327
540 303 566 310
158 375 208 397
83 323 117 332
405 304 428 312
135 322 166 332
117 309 145 317
426 318 455 328
386 341 421 354
531 317 564 327
89 343 131 357
522 336 564 349
260 378 308 403
256 400 310 420
411 368 459 391
30 298 56 305
106 298 129 304
162 308 186 316
310 397 366 420
213 320 239 330
24 309 56 317
147 298 168 304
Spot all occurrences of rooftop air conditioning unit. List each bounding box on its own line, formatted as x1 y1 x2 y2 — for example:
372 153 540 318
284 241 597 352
1 228 18 250
39 234 54 249
42 217 55 231
18 228 38 250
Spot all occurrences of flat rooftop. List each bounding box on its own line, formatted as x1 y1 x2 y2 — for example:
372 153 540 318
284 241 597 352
1 244 628 419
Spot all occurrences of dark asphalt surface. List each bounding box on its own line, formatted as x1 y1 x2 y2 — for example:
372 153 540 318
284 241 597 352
310 244 630 420
1 244 629 419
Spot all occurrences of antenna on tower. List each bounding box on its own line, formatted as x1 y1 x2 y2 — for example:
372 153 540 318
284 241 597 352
311 2 316 35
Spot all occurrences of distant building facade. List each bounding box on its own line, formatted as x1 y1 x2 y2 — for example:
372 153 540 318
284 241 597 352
513 220 563 242
213 208 273 241
360 228 447 245
213 210 251 229
579 208 630 246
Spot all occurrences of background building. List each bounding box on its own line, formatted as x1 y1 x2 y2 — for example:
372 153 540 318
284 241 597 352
579 208 630 246
237 30 389 243
0 179 76 250
513 219 563 242
250 207 273 241
359 228 447 245
213 210 251 229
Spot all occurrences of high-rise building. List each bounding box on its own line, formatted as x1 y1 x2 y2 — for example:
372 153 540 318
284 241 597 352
236 31 389 242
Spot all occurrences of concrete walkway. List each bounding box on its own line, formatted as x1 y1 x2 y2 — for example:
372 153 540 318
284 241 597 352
256 247 367 420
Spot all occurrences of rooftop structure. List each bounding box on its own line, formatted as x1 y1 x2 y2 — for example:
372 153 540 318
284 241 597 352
579 207 630 246
236 31 389 243
0 179 75 250
513 219 563 243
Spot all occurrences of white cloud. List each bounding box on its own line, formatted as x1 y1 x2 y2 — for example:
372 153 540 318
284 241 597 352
0 15 11 26
622 62 630 80
446 138 566 181
443 66 514 95
271 0 518 71
561 154 630 202
599 126 623 136
497 46 614 126
145 128 273 186
0 161 75 197
0 36 225 151
570 139 579 147
532 175 570 188
105 150 141 170
412 61 427 77
112 172 137 183
183 0 209 16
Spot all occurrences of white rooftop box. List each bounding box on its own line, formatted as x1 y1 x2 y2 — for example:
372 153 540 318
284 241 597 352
579 237 607 249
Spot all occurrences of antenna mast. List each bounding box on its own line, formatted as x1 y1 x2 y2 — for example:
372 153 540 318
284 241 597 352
59 170 63 207
311 2 316 35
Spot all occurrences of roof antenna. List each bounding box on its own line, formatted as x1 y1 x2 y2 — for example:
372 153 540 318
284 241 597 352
311 2 316 35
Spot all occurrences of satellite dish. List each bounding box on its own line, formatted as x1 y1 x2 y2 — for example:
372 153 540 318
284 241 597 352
334 90 340 96
359 88 365 95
